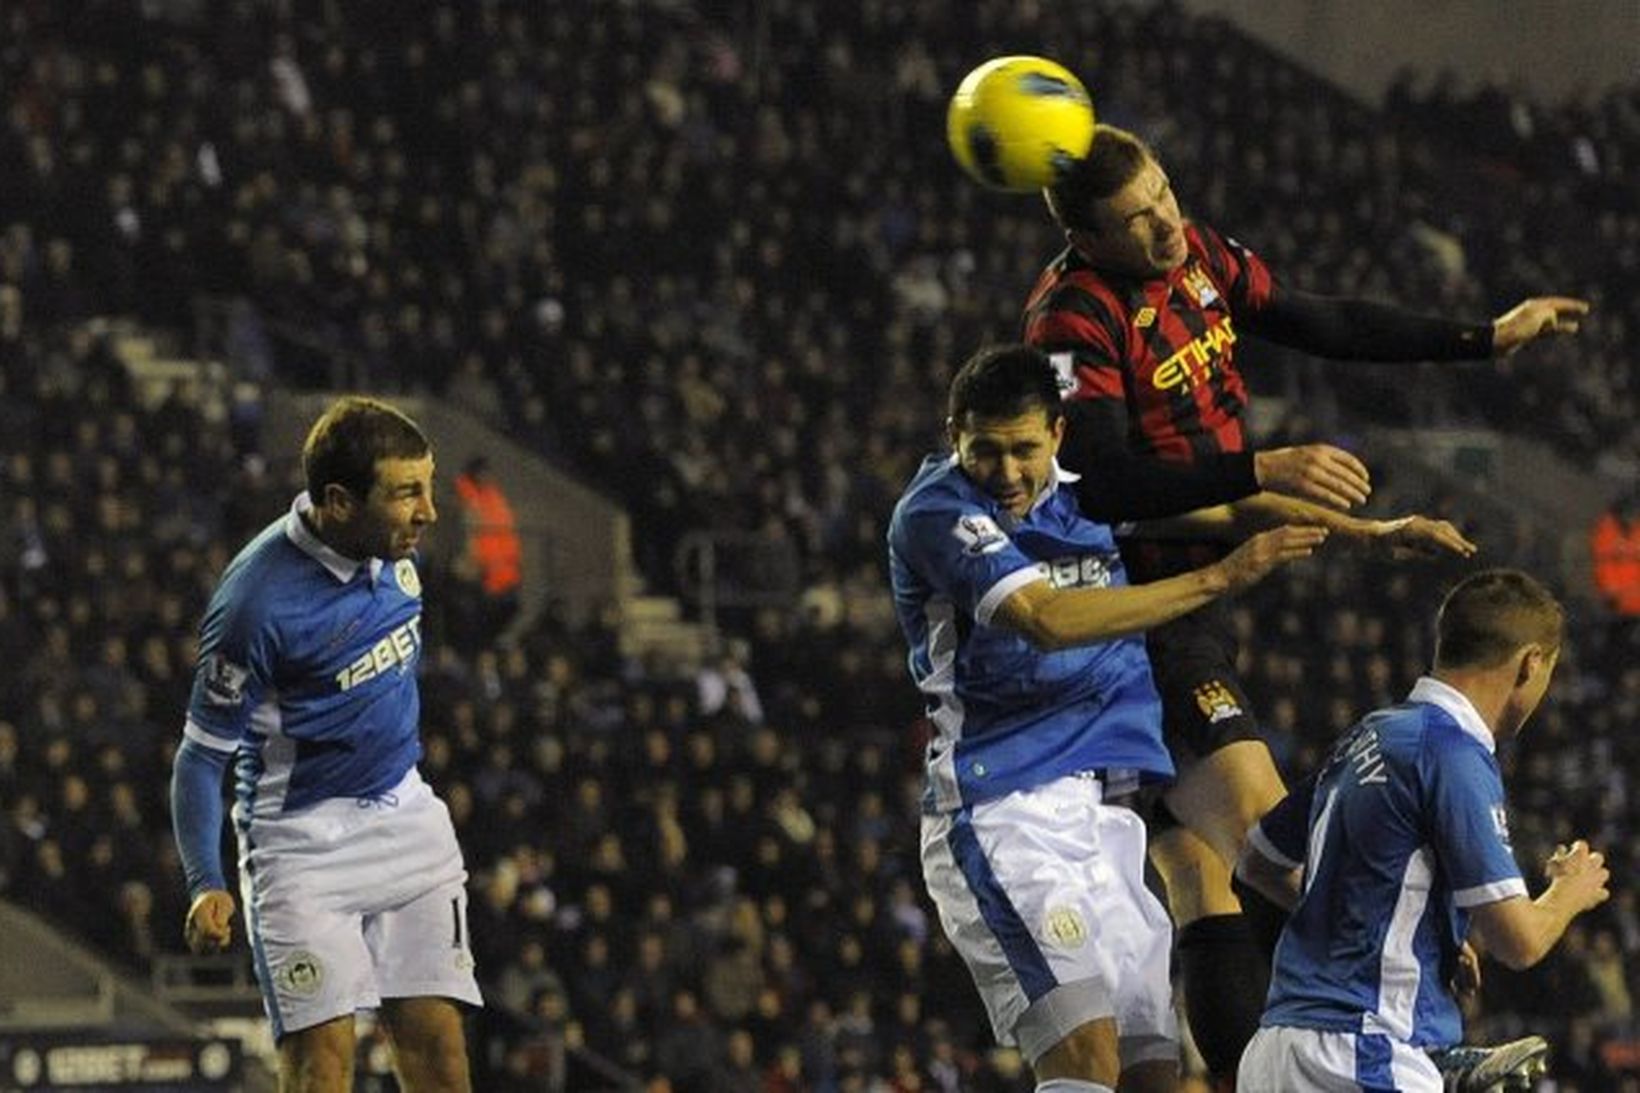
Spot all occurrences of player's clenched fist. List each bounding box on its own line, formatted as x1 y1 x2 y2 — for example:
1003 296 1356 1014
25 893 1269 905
1545 840 1610 912
184 889 237 954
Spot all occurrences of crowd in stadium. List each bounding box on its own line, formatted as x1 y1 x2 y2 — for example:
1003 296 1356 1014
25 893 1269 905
2 0 1638 1089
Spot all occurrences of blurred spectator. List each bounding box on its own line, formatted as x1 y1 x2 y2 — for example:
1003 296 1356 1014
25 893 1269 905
452 454 523 640
0 2 1636 1089
1591 487 1640 616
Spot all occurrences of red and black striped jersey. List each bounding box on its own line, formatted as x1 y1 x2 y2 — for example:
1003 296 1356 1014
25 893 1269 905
1023 221 1275 465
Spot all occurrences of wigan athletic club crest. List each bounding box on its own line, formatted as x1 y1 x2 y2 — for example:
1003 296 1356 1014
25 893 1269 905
394 558 422 599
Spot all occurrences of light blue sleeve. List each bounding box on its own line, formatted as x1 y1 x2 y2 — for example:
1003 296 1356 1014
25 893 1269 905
170 738 232 899
896 500 1043 625
185 575 276 744
1424 735 1527 909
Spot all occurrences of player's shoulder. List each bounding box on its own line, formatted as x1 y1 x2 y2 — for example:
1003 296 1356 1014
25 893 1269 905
893 456 982 528
890 456 1015 556
1043 251 1122 305
210 517 318 625
1377 697 1498 780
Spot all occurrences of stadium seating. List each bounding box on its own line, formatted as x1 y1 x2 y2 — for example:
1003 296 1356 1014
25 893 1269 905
2 1 1636 1088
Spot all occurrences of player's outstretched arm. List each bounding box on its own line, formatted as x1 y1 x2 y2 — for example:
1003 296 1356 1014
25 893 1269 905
1491 297 1591 356
995 525 1327 650
1230 495 1477 560
1130 493 1476 561
1468 839 1610 970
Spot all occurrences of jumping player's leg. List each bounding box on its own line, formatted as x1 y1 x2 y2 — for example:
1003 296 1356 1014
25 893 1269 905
380 997 471 1093
1162 740 1287 871
366 867 478 1093
1147 634 1288 1087
921 777 1179 1093
1035 1017 1121 1088
277 1015 356 1093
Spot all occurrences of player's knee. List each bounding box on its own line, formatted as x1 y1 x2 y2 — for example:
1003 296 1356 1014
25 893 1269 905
1117 1059 1178 1093
1035 1019 1121 1085
279 1021 355 1093
397 1044 470 1093
386 1007 470 1093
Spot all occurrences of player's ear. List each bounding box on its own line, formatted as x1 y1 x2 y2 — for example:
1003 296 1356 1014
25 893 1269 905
319 481 358 516
1514 644 1545 688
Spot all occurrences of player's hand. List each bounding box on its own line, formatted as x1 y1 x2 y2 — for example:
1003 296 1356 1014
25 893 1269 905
1213 525 1328 594
1544 840 1611 913
184 889 237 954
1492 297 1590 356
1369 515 1478 561
1453 940 1482 1000
1253 444 1371 510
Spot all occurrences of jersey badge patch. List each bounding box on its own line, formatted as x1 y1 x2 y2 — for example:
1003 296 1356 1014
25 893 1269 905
1183 267 1220 308
1194 680 1243 724
276 950 325 997
1043 905 1088 949
1491 804 1512 847
1046 351 1077 398
202 654 250 707
952 513 1009 556
394 558 422 599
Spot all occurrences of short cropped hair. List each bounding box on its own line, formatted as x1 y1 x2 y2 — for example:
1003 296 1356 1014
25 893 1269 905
947 344 1065 428
1434 569 1565 671
303 396 431 501
1044 124 1156 231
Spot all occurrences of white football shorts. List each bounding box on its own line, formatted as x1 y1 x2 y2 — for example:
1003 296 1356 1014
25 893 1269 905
921 772 1177 1067
1239 1026 1443 1092
236 767 482 1039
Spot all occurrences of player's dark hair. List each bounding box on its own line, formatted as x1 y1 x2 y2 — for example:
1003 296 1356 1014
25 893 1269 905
1434 569 1565 670
1045 124 1155 231
303 396 431 502
948 344 1064 429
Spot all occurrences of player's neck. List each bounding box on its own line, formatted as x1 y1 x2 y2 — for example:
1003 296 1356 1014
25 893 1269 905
302 508 367 563
1428 668 1509 739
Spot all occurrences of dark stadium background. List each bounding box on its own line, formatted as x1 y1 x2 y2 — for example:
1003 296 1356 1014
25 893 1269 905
0 1 1635 1090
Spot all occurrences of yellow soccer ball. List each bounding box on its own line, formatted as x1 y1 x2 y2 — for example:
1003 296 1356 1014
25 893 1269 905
946 56 1096 192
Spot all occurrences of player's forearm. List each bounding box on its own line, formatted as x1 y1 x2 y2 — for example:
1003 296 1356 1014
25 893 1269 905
1024 568 1229 649
1062 399 1260 521
1249 288 1493 362
1070 453 1260 522
171 738 231 899
1226 493 1375 537
1475 888 1585 970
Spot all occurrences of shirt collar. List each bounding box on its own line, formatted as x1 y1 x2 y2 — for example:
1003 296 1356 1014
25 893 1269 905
1407 675 1495 753
1031 459 1080 514
284 492 382 584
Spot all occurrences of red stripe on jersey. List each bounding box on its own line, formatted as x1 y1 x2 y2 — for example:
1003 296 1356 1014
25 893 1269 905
1021 224 1275 465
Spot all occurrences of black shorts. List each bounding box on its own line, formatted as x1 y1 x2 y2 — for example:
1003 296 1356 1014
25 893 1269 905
1146 608 1261 768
